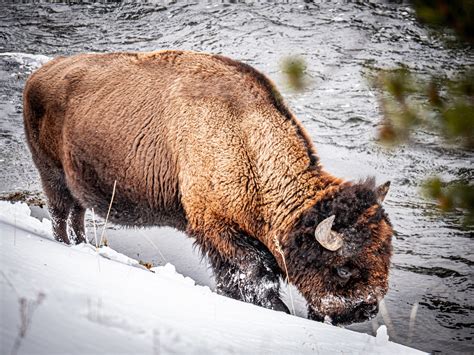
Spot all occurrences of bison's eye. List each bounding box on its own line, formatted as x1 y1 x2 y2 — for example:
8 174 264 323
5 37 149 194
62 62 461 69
336 267 352 280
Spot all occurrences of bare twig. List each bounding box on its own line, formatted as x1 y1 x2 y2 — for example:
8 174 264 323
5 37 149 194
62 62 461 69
138 230 167 264
273 235 295 315
408 301 419 345
99 180 117 247
371 317 380 335
378 298 397 341
90 208 101 271
91 208 98 249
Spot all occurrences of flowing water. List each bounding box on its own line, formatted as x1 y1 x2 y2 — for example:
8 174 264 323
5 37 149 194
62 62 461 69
0 1 472 353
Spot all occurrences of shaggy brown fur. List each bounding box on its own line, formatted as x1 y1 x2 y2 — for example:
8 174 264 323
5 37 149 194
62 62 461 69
23 50 393 323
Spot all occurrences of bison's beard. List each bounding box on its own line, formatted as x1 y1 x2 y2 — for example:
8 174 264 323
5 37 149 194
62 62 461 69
307 294 380 325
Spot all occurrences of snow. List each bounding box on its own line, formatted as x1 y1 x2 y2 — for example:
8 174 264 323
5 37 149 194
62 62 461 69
0 202 425 354
0 200 53 239
0 52 51 77
376 325 390 345
0 52 51 65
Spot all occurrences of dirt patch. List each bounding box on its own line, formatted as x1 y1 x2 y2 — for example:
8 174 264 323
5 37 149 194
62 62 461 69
0 191 46 208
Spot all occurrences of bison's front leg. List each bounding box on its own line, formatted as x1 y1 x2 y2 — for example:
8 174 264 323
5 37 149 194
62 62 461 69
193 226 289 314
213 250 290 313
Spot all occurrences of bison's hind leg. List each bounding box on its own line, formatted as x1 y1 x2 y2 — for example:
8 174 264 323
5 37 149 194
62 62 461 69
39 164 86 245
192 224 289 314
69 201 86 244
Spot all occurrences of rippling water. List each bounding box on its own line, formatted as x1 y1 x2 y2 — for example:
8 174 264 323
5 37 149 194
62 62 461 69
0 1 473 353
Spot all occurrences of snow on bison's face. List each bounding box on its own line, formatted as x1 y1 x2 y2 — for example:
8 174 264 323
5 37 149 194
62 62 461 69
285 180 393 325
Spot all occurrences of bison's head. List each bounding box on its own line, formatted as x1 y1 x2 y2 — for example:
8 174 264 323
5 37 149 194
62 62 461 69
284 179 393 325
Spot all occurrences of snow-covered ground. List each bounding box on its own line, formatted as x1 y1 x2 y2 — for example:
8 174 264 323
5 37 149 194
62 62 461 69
0 202 424 354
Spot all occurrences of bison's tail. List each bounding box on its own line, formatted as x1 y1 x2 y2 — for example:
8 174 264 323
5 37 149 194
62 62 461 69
23 76 45 155
23 56 67 167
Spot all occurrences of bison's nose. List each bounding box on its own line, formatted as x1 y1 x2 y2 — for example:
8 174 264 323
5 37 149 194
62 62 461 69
356 302 378 321
365 303 378 318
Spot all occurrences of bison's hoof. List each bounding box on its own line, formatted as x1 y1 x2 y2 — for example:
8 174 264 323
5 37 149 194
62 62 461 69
55 236 71 245
74 236 87 245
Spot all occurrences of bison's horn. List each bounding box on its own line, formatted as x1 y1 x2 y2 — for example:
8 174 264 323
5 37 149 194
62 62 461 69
314 215 344 251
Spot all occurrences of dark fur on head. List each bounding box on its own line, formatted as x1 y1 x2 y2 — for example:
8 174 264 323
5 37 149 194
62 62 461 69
282 178 393 325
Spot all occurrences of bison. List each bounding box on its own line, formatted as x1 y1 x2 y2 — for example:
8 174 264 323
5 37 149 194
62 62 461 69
23 50 393 325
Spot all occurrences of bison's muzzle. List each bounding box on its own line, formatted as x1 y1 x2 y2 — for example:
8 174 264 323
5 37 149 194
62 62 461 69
308 300 379 325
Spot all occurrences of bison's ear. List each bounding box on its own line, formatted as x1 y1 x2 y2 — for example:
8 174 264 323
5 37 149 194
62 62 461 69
376 181 390 203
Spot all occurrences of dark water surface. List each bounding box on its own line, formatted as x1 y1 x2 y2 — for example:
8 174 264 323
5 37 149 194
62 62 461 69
0 1 473 353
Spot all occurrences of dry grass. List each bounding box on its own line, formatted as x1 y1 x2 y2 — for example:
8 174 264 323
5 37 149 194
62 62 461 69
139 260 154 270
137 230 167 264
376 297 421 345
273 235 295 315
99 180 117 248
378 298 397 340
407 301 419 345
91 208 99 248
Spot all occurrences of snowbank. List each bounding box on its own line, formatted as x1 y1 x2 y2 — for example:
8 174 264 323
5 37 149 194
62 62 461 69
0 202 425 354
